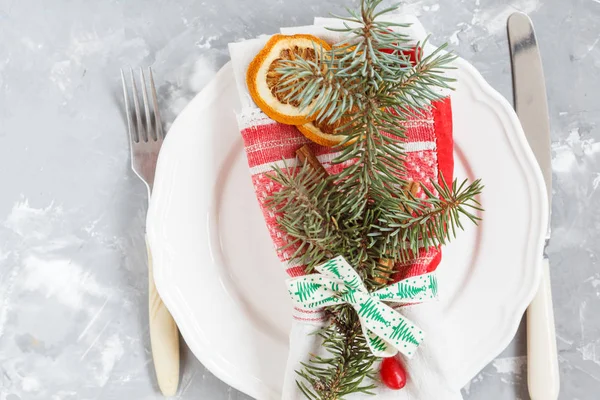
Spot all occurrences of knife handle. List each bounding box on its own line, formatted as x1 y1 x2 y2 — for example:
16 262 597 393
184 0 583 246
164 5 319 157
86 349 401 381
146 236 180 396
527 258 560 400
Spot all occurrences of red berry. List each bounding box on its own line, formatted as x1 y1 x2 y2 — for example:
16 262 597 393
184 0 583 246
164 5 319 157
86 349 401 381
380 357 407 390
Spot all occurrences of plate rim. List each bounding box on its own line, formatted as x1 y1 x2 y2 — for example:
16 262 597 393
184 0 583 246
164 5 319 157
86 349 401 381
447 56 547 386
147 53 547 397
149 63 281 400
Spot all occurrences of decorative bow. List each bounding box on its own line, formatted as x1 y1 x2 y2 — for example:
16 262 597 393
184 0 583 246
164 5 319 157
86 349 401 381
287 256 438 358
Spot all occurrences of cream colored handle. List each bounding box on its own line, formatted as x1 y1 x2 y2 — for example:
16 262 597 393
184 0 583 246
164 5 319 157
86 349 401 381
147 237 180 396
527 258 560 400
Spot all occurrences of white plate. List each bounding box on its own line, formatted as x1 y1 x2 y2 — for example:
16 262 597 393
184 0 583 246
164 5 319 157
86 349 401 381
147 54 547 398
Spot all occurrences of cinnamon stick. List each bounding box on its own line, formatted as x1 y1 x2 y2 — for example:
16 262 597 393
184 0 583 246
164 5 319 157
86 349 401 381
374 180 420 285
374 258 396 285
296 145 329 179
400 180 420 213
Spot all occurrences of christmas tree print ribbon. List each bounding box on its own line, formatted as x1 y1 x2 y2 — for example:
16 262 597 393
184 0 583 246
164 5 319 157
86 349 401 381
286 256 438 358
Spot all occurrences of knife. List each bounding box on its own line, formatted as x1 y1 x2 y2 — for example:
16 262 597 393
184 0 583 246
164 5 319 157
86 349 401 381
507 12 559 400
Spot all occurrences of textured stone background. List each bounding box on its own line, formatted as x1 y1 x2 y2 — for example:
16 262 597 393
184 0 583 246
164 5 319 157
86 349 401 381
0 0 599 399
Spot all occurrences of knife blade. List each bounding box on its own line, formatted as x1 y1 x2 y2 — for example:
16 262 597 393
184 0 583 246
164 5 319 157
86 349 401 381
508 13 552 233
508 12 559 400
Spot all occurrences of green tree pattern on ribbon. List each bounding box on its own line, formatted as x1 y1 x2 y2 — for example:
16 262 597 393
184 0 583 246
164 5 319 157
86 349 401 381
429 274 438 297
344 276 361 291
357 298 389 326
368 334 388 352
395 282 426 299
340 288 357 304
321 259 342 279
307 296 338 308
389 319 419 345
294 281 322 302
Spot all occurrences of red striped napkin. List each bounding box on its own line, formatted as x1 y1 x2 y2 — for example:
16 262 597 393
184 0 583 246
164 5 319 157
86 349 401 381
229 16 464 400
237 98 454 322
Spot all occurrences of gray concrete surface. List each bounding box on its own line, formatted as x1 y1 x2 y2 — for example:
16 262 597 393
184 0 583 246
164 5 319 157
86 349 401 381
0 0 599 399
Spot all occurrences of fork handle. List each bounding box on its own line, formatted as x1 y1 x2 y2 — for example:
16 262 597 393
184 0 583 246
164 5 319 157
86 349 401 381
527 258 560 400
146 236 180 396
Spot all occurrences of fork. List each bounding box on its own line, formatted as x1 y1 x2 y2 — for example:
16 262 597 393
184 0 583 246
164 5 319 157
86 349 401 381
121 67 180 396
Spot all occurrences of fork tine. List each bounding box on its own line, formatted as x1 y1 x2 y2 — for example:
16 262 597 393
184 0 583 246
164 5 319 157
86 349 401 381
140 68 155 141
121 69 138 143
148 67 164 139
130 68 147 142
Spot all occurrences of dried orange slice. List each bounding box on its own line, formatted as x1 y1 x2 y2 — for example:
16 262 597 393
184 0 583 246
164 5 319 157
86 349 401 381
298 118 352 147
246 34 331 125
297 106 359 147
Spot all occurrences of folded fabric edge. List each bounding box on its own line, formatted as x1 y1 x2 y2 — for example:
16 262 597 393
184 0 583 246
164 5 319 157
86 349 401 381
279 24 348 45
228 36 270 110
313 14 427 43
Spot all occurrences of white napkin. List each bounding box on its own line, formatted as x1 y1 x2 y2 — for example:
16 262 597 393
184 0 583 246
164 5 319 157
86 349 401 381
228 16 463 400
283 304 462 400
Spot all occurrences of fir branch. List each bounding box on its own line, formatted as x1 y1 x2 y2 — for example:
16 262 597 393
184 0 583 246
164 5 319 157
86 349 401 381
381 42 457 112
268 163 383 279
372 178 484 261
263 1 484 398
296 305 378 400
268 164 340 269
275 53 365 122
